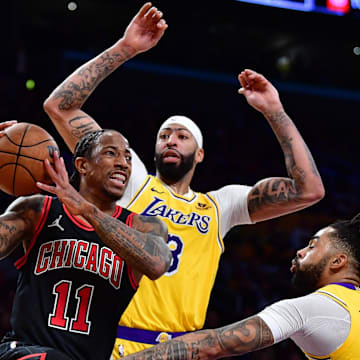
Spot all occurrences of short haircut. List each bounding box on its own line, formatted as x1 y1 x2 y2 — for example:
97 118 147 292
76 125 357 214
329 213 360 276
69 130 106 190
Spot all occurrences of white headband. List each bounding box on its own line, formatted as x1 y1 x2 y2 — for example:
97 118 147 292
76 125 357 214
158 115 203 148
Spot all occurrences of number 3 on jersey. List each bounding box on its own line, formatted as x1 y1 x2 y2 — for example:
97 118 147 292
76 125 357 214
48 280 94 335
165 234 184 276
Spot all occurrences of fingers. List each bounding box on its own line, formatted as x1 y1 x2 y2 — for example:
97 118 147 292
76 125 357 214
157 18 168 30
138 2 152 18
44 151 68 183
36 181 56 194
143 4 167 27
44 158 58 183
0 120 17 137
238 71 249 90
238 69 267 93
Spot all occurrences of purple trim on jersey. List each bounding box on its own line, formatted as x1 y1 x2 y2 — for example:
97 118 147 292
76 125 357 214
331 282 357 290
116 326 188 344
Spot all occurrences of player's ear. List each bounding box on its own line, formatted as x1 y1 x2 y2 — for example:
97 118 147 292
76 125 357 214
74 157 89 175
195 148 204 164
330 253 348 270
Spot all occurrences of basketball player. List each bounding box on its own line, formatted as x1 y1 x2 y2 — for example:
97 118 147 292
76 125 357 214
0 129 171 360
123 213 360 360
43 3 325 358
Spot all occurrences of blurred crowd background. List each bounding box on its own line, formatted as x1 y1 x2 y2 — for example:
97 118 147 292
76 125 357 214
0 1 359 358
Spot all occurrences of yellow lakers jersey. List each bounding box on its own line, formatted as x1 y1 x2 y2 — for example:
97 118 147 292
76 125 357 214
120 175 224 331
302 284 360 360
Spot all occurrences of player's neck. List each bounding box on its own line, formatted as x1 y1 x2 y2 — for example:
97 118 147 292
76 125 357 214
79 189 118 216
156 171 193 195
326 273 360 288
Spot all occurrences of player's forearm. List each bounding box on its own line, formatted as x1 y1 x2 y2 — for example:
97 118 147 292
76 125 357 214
44 39 137 112
125 316 274 360
82 205 171 279
0 219 22 259
0 196 43 259
264 109 324 202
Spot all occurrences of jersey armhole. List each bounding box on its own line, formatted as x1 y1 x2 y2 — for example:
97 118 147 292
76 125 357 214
205 193 224 253
127 264 139 290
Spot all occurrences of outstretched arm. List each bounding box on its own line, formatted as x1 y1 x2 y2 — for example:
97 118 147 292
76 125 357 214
238 69 325 223
37 152 171 280
43 2 168 153
124 316 274 360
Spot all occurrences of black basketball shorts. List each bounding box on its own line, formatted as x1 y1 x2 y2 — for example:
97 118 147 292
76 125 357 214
0 341 72 360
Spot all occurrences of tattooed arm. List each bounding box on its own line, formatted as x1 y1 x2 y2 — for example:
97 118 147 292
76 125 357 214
37 152 171 280
43 3 168 153
238 69 325 223
124 316 274 360
0 195 44 259
85 210 171 280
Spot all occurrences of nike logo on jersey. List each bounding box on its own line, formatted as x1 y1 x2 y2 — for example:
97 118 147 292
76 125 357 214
142 196 211 234
48 215 64 231
151 187 165 194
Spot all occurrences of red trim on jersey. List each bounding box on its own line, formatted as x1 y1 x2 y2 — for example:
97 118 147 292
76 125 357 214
17 353 47 360
113 205 123 219
125 213 138 289
63 204 93 231
62 204 121 231
125 212 134 227
15 196 52 270
127 264 139 290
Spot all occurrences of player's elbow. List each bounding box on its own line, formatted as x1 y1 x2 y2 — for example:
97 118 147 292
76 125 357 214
302 181 325 205
43 96 61 119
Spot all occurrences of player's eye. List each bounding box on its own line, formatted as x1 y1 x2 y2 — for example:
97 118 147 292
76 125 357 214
159 134 169 139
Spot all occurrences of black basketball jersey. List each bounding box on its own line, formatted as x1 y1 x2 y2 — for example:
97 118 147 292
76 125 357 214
8 196 139 360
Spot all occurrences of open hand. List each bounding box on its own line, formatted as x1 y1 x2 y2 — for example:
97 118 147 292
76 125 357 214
36 151 88 216
122 2 168 54
238 69 283 114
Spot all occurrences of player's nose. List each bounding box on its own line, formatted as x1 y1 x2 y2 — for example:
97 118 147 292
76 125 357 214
166 133 178 146
296 247 306 259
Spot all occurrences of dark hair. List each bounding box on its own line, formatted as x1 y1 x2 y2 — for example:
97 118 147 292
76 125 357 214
69 129 106 190
329 213 360 275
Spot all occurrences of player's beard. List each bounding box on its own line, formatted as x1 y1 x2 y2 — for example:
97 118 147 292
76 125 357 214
155 150 195 182
291 255 330 295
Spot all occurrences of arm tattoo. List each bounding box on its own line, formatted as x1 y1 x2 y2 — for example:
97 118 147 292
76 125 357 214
125 317 273 360
0 221 18 257
91 207 170 276
217 316 273 355
267 110 320 178
54 49 132 110
249 110 323 214
69 116 97 139
248 178 298 213
0 196 44 258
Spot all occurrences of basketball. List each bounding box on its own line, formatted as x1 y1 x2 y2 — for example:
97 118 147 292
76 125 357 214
0 122 59 196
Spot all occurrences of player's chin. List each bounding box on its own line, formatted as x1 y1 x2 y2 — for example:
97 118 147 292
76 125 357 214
105 184 126 201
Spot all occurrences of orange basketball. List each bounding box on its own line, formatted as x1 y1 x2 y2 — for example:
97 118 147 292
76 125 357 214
0 122 59 196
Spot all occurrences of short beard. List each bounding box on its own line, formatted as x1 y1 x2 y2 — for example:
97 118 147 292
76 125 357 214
155 150 196 182
291 255 330 295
